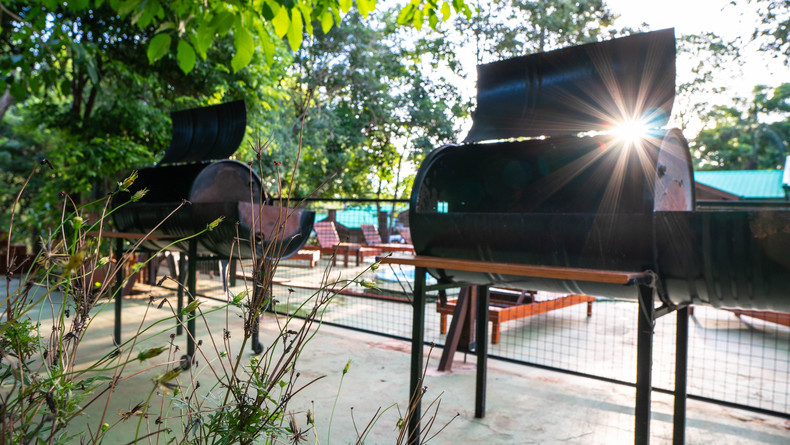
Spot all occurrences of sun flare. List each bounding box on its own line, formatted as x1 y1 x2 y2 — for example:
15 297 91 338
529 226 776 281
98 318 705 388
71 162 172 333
612 118 651 147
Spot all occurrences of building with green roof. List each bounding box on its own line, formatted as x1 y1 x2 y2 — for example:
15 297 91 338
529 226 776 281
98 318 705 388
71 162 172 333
694 157 790 201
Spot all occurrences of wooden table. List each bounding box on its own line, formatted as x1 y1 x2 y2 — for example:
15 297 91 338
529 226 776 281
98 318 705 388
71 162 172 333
378 255 688 445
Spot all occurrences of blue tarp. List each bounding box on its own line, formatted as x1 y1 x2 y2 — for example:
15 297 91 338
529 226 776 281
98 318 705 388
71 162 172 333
315 207 384 229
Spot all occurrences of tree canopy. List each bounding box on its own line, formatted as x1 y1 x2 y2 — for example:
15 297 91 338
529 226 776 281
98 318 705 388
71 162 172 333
2 0 790 244
685 1 790 170
0 0 470 240
693 83 790 170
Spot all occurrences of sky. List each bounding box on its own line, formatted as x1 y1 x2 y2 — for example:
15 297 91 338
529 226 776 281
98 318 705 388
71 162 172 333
607 0 788 93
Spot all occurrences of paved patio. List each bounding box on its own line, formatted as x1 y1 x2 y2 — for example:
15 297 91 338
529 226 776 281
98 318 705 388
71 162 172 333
3 269 789 444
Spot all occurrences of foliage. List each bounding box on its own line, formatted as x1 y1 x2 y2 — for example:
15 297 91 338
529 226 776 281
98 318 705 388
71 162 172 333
674 32 744 133
676 4 790 169
450 0 618 64
0 1 469 244
243 9 467 199
0 2 283 243
692 83 790 170
0 0 469 104
750 0 790 62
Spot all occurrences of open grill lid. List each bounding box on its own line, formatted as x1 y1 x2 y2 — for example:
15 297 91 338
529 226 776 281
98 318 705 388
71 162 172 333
159 100 247 164
464 29 676 143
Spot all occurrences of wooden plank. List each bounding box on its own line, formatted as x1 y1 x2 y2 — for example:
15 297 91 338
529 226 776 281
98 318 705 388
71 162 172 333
437 294 595 344
86 231 179 241
496 295 595 323
380 255 649 285
727 309 790 328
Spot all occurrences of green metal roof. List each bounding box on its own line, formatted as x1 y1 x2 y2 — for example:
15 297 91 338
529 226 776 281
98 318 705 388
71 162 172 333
694 170 786 199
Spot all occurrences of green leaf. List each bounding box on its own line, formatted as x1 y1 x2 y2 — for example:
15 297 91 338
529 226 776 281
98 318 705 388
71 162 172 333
117 0 142 17
330 3 342 23
261 0 278 20
231 27 254 72
397 3 415 26
136 2 157 28
211 11 235 36
85 60 100 86
428 10 439 29
9 81 26 101
155 21 175 33
287 8 303 51
272 6 290 38
177 40 196 73
412 8 423 30
69 0 90 10
297 3 313 36
192 23 213 59
357 0 374 18
60 78 72 95
339 0 352 13
320 9 334 34
261 32 275 65
441 1 451 21
147 33 171 64
42 0 57 9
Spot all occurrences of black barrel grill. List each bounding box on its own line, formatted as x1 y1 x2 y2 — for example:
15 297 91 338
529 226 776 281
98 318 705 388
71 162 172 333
410 29 790 312
113 100 314 259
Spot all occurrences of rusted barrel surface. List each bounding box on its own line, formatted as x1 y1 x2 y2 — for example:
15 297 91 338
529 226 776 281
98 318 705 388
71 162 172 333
410 130 693 300
410 130 790 310
656 208 790 312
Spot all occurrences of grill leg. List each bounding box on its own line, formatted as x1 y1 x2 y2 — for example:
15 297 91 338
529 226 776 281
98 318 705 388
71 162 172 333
220 260 229 292
113 238 123 345
475 285 489 418
176 253 186 336
250 259 271 355
408 267 426 445
635 283 655 444
674 305 689 444
185 239 197 364
229 259 237 288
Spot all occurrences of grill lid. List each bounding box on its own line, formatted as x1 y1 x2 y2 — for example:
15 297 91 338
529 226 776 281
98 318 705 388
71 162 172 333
159 100 247 164
464 29 676 143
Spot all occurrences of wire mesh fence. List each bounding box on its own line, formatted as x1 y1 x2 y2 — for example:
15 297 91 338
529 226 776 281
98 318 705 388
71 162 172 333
262 198 789 425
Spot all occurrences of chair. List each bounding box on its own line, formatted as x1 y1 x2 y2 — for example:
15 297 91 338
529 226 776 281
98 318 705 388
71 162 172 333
360 224 414 254
397 226 412 244
314 221 379 267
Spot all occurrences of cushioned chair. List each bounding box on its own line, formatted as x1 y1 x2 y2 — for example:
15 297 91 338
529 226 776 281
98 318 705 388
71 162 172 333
314 221 379 266
360 224 414 254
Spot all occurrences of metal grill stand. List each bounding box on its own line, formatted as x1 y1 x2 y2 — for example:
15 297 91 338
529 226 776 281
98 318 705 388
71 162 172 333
381 255 684 444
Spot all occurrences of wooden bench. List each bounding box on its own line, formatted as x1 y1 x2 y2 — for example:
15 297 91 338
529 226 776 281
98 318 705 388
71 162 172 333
437 289 595 344
286 248 321 267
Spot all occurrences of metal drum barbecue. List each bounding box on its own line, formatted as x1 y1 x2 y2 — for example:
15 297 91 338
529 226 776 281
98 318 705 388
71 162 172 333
111 100 314 359
113 100 314 259
410 29 790 312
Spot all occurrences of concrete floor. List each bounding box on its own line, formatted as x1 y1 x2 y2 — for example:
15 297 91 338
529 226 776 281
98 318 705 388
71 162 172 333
4 276 789 444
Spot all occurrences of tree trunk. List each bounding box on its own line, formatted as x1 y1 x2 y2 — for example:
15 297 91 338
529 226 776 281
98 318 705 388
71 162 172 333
747 105 759 170
0 86 14 122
